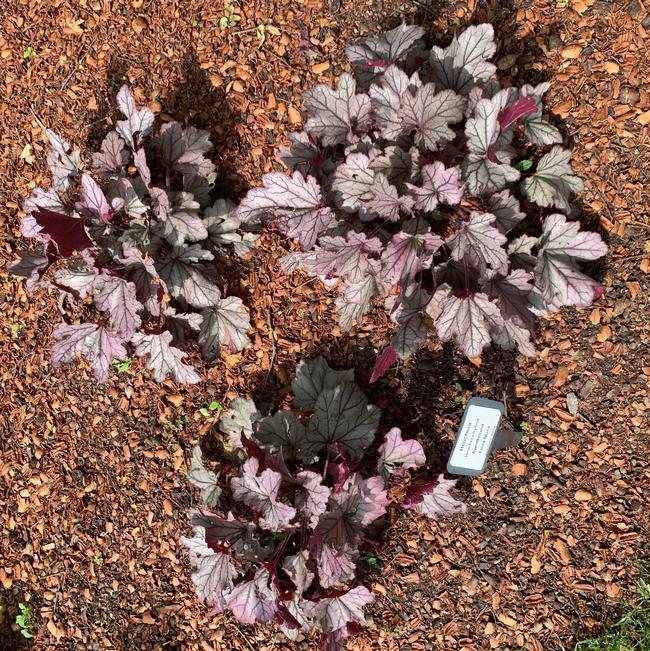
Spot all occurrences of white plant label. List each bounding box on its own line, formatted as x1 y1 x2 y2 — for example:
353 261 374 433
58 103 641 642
447 397 504 476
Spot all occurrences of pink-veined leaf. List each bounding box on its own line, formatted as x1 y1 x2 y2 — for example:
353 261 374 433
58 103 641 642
282 550 314 595
92 130 129 178
34 119 81 192
187 446 222 508
8 249 50 291
317 544 358 589
390 289 431 359
497 97 537 132
75 173 112 223
487 189 526 234
305 585 373 634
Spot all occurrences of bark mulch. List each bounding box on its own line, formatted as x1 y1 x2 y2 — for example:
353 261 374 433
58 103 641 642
1 0 649 649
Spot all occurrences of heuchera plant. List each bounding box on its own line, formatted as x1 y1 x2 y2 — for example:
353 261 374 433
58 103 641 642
237 24 608 379
8 86 256 383
182 356 465 650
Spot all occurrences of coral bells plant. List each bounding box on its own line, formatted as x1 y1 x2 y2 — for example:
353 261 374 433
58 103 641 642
182 357 465 649
237 24 607 378
9 86 256 383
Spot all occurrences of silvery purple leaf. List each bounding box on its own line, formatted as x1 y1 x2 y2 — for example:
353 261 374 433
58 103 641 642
157 193 207 246
155 245 222 308
204 199 240 247
279 132 322 177
52 323 127 382
347 23 424 88
121 247 167 316
254 411 307 460
191 510 266 560
429 24 496 94
377 427 425 479
491 318 536 357
331 152 375 213
508 235 538 272
317 544 358 589
225 567 277 625
133 148 151 186
522 146 583 213
291 356 355 411
294 471 331 527
220 398 261 449
365 173 412 222
405 161 463 211
481 268 535 330
335 271 383 331
187 446 222 508
337 474 389 526
369 145 418 186
231 458 297 531
303 382 381 461
488 190 525 234
55 267 96 298
403 474 466 519
164 307 203 345
34 119 81 192
391 289 432 359
238 172 333 250
399 85 465 151
188 549 238 613
305 585 373 634
23 187 65 219
381 220 443 287
75 174 112 223
92 131 129 178
109 177 149 218
303 73 372 146
520 82 563 145
198 296 251 359
534 213 607 307
132 331 201 384
115 85 154 149
183 172 216 208
463 97 520 194
446 211 508 277
8 250 50 291
282 231 382 284
93 273 142 339
433 287 503 358
282 550 314 595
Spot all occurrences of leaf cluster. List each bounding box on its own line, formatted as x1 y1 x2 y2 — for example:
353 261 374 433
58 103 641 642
10 86 256 383
183 356 465 650
237 24 607 378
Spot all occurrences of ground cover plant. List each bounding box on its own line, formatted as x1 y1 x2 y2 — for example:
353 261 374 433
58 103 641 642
182 356 465 650
237 23 608 379
9 86 256 383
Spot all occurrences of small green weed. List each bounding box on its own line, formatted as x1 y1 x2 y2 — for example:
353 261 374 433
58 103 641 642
199 400 223 418
219 5 240 30
112 356 132 373
453 381 466 405
16 602 32 639
573 572 650 650
22 46 34 59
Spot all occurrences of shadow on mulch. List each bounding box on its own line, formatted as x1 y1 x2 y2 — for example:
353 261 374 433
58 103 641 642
85 48 248 203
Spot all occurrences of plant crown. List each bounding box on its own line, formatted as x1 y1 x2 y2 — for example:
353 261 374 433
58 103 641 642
182 356 465 650
237 24 607 379
10 86 256 383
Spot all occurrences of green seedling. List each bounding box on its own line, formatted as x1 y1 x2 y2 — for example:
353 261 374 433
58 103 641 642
453 382 466 405
219 5 241 30
112 356 132 373
22 46 34 59
516 159 533 172
191 18 199 27
16 602 32 639
9 322 26 336
199 400 223 417
557 0 570 7
360 552 378 566
93 554 103 565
